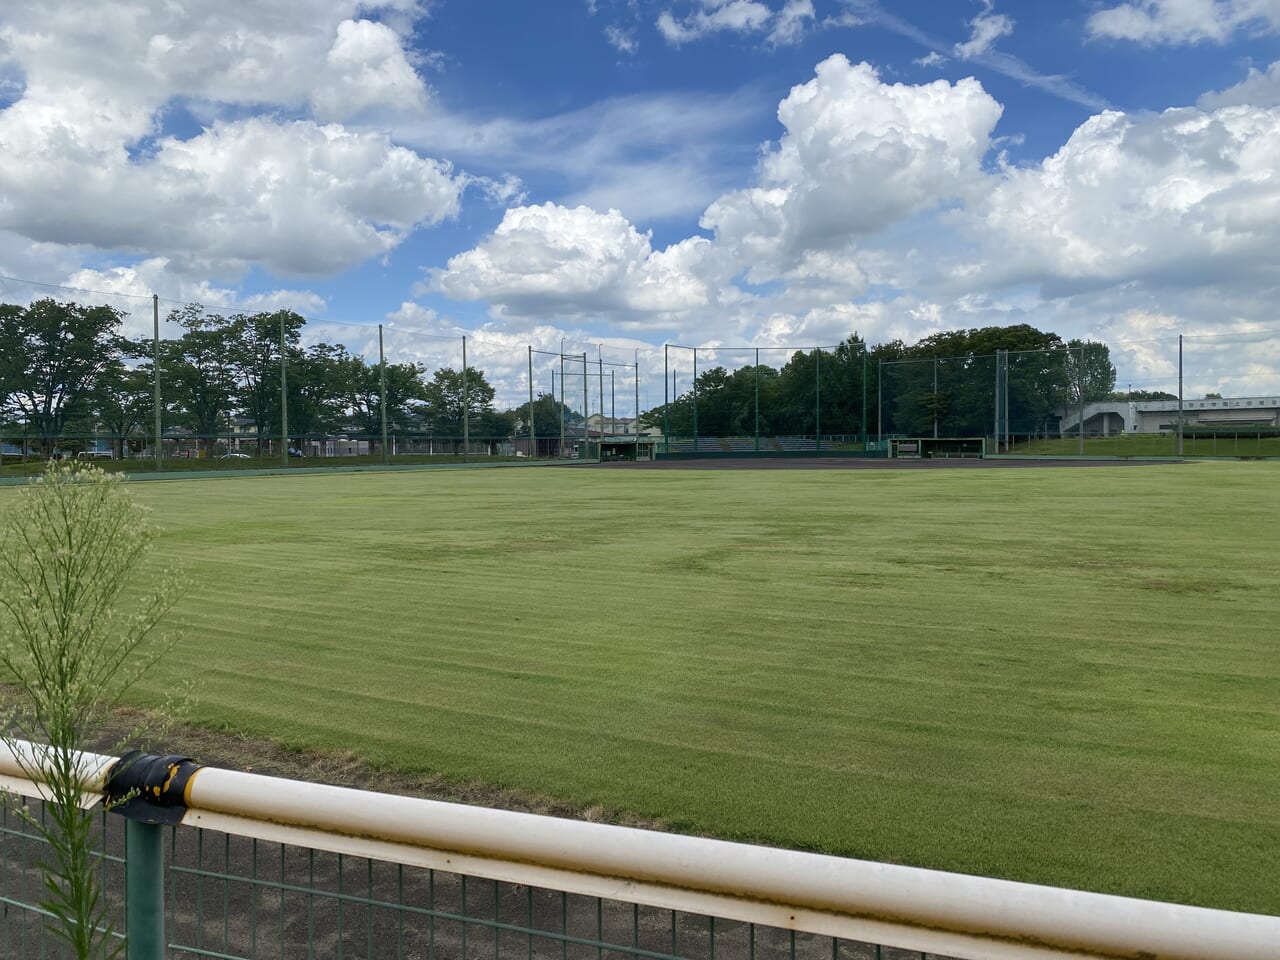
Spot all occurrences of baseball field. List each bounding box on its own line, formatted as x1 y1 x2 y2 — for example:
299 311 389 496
3 459 1276 915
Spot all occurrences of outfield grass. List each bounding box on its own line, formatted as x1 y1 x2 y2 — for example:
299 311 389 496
3 462 1276 914
0 452 520 478
1011 432 1280 457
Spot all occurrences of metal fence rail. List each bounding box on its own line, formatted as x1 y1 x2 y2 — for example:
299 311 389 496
1 741 1277 960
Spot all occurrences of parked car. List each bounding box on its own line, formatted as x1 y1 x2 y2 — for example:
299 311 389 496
221 453 250 459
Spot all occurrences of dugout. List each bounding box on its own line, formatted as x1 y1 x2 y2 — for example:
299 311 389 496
595 437 658 461
891 437 985 459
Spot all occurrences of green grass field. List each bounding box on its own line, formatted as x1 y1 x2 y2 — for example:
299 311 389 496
3 461 1277 914
1011 432 1280 457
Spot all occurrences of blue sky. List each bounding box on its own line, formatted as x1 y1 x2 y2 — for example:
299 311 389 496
2 0 1280 408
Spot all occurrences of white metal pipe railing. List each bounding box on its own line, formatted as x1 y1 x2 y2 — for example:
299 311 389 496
1 739 1276 960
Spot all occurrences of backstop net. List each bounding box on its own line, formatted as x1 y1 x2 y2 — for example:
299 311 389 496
655 343 872 454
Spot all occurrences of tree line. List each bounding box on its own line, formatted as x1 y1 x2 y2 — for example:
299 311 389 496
642 324 1118 438
3 300 1121 457
0 299 557 458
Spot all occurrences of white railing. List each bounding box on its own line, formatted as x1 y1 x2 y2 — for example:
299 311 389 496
1 739 1276 960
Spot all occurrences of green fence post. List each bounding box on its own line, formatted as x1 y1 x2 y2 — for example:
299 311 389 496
126 819 165 960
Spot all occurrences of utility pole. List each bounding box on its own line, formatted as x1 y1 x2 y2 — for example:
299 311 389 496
461 336 469 462
634 349 640 455
933 356 939 440
280 313 289 467
861 347 868 448
560 340 566 459
528 345 536 460
692 347 698 454
1077 345 1085 456
815 348 821 453
877 359 883 449
152 295 161 470
754 347 760 454
663 345 669 453
1177 335 1184 456
379 325 389 465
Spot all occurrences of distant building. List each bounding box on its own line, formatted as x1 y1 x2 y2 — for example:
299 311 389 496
584 414 640 436
1060 395 1280 436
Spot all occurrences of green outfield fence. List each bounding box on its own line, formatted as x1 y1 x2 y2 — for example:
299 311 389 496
2 741 1277 960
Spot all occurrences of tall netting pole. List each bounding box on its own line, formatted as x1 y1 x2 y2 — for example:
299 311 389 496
560 344 566 458
877 359 883 448
634 350 640 456
815 348 821 453
462 336 469 462
933 356 939 440
528 345 536 460
998 355 1008 453
861 349 868 447
279 312 289 467
663 345 669 453
379 324 389 465
152 294 161 471
610 370 615 441
993 349 1001 452
692 347 698 453
1077 344 1085 456
1177 334 1184 456
598 346 605 454
754 347 760 454
582 353 589 459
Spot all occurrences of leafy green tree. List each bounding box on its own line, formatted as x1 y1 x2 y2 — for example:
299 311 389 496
1065 338 1117 405
419 366 498 450
510 393 576 437
0 300 127 458
90 340 155 458
343 356 428 439
289 342 354 438
162 306 239 455
226 310 306 452
0 463 182 959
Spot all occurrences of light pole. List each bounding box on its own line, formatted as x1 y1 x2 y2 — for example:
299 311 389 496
559 337 566 459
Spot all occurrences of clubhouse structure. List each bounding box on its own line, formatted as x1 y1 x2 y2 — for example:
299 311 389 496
1059 395 1280 436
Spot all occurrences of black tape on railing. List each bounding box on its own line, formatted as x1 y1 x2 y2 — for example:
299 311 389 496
105 751 203 825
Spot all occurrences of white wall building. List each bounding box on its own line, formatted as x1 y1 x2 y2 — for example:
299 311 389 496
1060 396 1280 436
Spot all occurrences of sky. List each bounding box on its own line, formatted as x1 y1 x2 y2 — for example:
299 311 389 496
2 0 1280 411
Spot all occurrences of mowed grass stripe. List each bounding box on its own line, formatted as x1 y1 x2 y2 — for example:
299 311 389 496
4 461 1273 913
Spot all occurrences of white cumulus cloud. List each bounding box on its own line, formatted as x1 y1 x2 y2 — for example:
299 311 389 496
0 0 456 279
1198 58 1280 107
702 56 1002 282
0 112 463 277
971 103 1280 296
1087 0 1280 44
433 204 714 325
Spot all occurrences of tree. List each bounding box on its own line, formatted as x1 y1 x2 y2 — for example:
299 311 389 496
227 310 305 452
510 393 575 437
0 463 182 959
344 356 428 439
289 342 353 438
0 299 127 458
419 366 497 451
90 340 155 459
1065 338 1117 405
163 307 239 455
